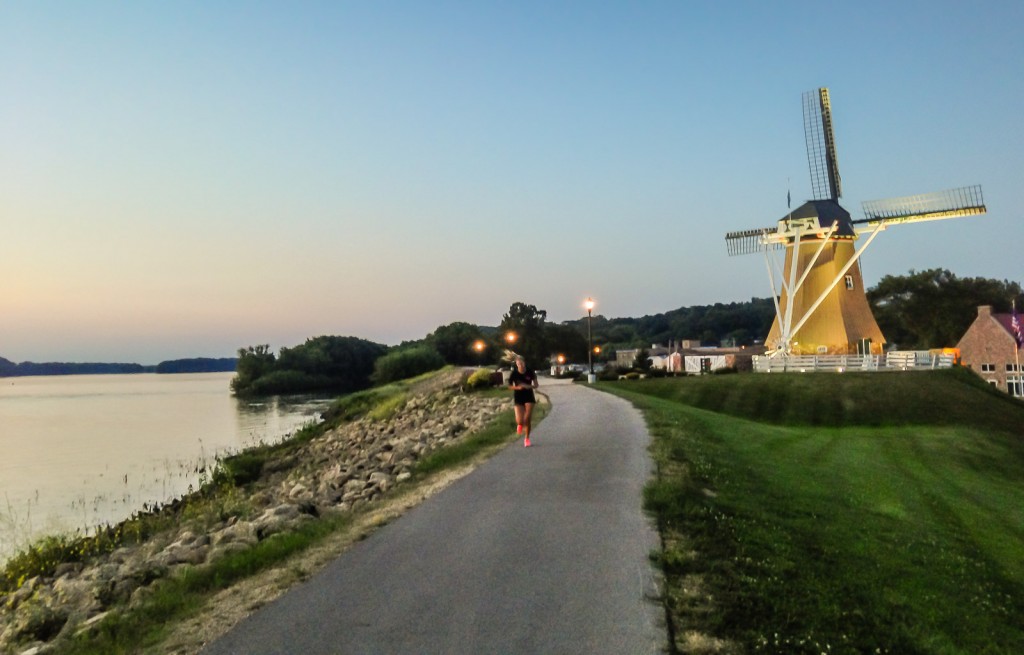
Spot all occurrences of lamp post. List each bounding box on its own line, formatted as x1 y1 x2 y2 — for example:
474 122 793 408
584 297 596 383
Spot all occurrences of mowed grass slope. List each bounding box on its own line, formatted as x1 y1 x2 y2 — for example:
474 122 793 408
603 368 1024 655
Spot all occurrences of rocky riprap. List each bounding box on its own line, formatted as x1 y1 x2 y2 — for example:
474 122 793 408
0 375 509 654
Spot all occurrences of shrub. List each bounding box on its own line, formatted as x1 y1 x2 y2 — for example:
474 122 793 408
465 368 496 390
371 346 445 384
247 370 334 395
216 451 265 486
711 366 739 375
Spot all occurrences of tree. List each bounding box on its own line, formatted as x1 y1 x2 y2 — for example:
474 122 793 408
633 348 651 371
868 269 1024 349
232 337 387 396
427 322 488 365
545 323 589 363
232 345 276 394
499 302 549 367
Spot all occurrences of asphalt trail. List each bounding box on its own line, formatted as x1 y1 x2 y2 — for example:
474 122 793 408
201 379 665 654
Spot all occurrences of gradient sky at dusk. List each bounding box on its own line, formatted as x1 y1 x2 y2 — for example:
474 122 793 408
3 1 1022 363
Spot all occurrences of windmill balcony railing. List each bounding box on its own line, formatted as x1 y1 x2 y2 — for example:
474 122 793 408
753 352 956 373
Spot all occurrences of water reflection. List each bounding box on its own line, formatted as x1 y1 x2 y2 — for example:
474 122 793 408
232 393 334 449
0 374 336 563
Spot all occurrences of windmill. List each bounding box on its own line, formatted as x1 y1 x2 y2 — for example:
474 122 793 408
725 88 986 356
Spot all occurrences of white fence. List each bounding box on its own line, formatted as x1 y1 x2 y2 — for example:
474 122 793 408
752 351 956 373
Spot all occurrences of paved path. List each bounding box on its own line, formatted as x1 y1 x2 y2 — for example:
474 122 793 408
201 379 665 654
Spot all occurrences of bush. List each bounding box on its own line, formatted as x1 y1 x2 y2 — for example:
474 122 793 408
711 366 739 375
465 368 496 390
216 451 265 486
371 346 445 385
246 370 333 395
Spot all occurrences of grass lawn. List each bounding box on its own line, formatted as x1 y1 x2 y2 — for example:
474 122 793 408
603 368 1024 654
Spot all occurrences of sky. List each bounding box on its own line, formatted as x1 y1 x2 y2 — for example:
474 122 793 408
2 1 1022 364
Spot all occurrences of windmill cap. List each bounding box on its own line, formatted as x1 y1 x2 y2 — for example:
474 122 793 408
781 200 856 237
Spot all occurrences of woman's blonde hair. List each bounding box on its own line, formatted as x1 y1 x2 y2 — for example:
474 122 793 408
502 349 521 364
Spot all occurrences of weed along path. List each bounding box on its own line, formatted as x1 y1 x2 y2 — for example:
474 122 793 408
200 378 666 654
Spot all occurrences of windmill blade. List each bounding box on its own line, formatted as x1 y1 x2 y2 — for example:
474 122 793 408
803 88 842 201
855 185 986 227
725 226 780 256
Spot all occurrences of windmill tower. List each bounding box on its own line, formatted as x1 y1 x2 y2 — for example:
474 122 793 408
725 88 986 356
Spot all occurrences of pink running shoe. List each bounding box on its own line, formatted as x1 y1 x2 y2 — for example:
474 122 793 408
524 437 531 447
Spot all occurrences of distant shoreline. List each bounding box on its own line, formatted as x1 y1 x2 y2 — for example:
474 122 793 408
0 356 238 377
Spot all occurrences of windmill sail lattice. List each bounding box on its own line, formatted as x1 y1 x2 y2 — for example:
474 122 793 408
724 88 986 357
803 88 841 201
858 185 985 225
725 227 780 256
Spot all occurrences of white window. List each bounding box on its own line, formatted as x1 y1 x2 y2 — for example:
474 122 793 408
1007 363 1020 373
988 380 998 387
845 275 854 290
982 363 996 373
1010 377 1024 397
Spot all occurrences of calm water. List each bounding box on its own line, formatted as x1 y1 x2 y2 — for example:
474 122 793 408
0 373 333 562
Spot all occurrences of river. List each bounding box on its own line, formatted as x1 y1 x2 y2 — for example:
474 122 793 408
0 372 333 563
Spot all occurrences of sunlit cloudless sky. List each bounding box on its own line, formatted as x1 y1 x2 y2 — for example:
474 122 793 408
2 1 1021 363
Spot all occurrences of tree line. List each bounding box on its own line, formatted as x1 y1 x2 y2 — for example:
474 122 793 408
0 357 242 377
0 358 151 377
230 268 1023 396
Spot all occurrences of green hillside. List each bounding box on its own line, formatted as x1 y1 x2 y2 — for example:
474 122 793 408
603 369 1024 654
626 366 1024 434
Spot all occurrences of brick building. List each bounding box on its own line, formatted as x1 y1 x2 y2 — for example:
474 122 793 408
956 305 1023 396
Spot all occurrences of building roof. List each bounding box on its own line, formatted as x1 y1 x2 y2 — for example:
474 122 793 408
957 305 1022 349
992 313 1021 342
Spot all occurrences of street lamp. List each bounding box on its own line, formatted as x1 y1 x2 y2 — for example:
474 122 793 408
473 339 485 366
584 297 596 382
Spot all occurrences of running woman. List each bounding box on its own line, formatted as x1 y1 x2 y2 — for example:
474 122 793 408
508 355 539 446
